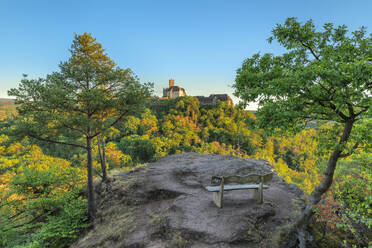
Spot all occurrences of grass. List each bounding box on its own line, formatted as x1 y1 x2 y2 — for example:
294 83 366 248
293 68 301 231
170 232 190 248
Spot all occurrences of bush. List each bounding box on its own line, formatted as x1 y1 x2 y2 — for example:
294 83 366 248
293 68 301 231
0 145 88 248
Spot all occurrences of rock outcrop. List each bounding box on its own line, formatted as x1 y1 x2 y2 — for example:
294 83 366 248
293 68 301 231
72 153 305 248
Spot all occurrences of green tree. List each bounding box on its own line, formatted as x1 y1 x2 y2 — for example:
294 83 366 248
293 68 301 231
8 33 152 222
233 18 371 247
0 142 88 248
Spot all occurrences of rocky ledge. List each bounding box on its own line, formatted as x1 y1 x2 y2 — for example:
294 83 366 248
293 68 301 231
72 153 305 248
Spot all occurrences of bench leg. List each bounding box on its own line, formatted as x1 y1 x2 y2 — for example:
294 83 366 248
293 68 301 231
253 188 264 204
213 191 223 208
213 181 224 208
259 179 264 204
259 188 263 204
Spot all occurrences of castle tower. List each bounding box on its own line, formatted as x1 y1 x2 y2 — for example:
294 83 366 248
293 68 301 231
163 79 186 99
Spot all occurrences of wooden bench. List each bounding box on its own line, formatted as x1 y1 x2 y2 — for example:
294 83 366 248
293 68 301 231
205 173 273 208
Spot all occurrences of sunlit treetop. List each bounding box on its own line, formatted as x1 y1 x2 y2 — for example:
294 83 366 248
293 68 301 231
68 32 116 70
234 18 371 130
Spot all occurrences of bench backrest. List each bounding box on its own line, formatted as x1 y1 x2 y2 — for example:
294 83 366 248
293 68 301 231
211 173 273 185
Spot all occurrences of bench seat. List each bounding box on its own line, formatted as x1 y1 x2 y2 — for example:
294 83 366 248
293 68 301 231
205 173 273 208
205 184 269 192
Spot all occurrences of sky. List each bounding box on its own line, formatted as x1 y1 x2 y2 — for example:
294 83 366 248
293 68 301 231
0 0 371 109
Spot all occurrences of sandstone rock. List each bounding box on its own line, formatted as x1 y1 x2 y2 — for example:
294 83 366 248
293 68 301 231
71 153 305 248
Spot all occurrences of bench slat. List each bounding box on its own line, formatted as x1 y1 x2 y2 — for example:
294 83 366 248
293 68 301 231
205 184 269 192
211 173 273 185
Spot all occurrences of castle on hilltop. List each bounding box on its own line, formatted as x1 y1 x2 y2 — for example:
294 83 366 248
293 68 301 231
163 79 186 99
162 79 232 106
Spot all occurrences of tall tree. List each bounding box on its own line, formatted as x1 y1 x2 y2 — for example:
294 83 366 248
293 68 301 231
9 33 152 222
97 135 108 180
233 18 371 247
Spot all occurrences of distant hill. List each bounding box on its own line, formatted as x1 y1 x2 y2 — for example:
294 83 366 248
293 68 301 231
0 98 14 102
0 98 16 120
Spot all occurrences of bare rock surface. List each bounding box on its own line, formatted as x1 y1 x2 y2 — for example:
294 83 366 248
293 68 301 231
71 153 304 248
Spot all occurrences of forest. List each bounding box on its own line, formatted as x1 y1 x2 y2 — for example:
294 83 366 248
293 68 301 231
0 19 371 248
0 95 370 247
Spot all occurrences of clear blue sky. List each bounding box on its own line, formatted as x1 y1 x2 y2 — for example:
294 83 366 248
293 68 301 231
1 0 371 109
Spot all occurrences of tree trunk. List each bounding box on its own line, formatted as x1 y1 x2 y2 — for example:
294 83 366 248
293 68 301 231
291 120 354 247
97 137 103 163
86 136 95 222
97 136 107 181
101 137 107 178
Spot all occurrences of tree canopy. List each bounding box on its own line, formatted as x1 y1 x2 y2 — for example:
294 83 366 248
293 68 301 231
234 18 371 129
233 18 371 247
9 33 152 221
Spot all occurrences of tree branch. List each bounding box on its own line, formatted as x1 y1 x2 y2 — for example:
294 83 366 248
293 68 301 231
94 168 103 179
355 106 369 117
90 110 128 139
328 102 349 120
9 210 26 220
299 40 320 60
10 214 45 229
28 134 85 149
346 102 355 118
316 99 348 121
339 140 360 158
61 122 88 135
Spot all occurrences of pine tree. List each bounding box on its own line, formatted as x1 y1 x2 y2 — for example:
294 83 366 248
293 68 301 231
9 33 152 222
